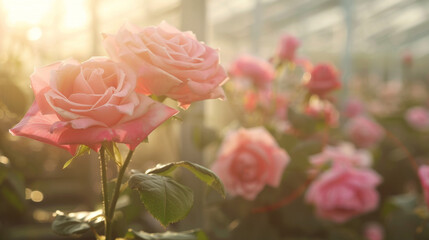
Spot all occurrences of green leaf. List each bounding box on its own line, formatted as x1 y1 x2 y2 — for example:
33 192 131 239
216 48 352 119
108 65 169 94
146 161 225 198
128 173 194 226
51 210 104 236
125 229 208 240
63 145 90 169
102 142 123 167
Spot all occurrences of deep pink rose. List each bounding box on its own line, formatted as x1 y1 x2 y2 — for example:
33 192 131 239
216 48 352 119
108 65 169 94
10 57 178 154
344 99 365 118
345 116 384 148
418 165 429 207
364 222 384 240
306 166 381 223
310 142 372 169
277 34 300 61
405 106 429 130
103 22 227 108
305 63 341 96
211 127 290 200
229 55 275 90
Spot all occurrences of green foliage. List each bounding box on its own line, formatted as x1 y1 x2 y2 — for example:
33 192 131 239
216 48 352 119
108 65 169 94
146 161 225 197
63 145 90 169
124 229 208 240
51 210 104 236
0 163 25 217
128 173 194 226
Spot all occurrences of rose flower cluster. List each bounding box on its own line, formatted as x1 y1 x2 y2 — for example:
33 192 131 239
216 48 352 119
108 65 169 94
10 22 227 153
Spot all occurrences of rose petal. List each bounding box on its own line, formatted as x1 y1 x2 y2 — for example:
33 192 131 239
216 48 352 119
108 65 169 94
9 102 77 154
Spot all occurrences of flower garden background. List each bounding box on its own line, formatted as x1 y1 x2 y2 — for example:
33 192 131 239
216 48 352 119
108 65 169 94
1 1 429 240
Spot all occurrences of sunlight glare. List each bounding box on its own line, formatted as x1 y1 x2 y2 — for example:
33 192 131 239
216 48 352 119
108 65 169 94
3 0 89 30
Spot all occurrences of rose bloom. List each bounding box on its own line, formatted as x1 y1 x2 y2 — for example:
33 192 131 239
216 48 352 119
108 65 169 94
10 57 177 154
211 127 290 200
277 34 300 62
304 63 341 96
306 166 381 223
345 116 384 148
343 98 365 118
418 165 429 207
364 222 384 240
103 21 227 108
405 106 429 130
229 55 275 90
310 142 372 169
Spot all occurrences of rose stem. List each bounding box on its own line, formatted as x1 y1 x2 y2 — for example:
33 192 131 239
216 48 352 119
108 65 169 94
107 149 134 238
385 129 419 171
99 146 111 240
252 175 315 213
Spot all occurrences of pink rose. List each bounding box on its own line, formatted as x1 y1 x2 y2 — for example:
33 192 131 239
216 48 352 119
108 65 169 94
345 116 384 148
405 106 429 130
344 98 365 118
103 22 227 108
10 57 178 153
277 34 300 62
211 127 290 200
229 55 275 90
364 222 384 240
418 165 429 207
304 63 341 96
310 142 372 169
306 166 381 223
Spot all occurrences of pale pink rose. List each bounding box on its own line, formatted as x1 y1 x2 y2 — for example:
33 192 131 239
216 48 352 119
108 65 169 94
10 57 178 154
304 63 341 96
310 142 372 169
344 98 365 118
306 166 381 223
405 106 429 130
103 22 227 108
277 34 300 62
345 116 384 148
229 55 275 90
418 165 429 207
211 127 290 200
364 222 384 240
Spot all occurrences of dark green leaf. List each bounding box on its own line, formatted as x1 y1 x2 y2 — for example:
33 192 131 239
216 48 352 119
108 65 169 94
125 229 208 240
128 173 194 226
146 161 225 198
51 210 104 236
63 145 90 169
103 142 123 167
